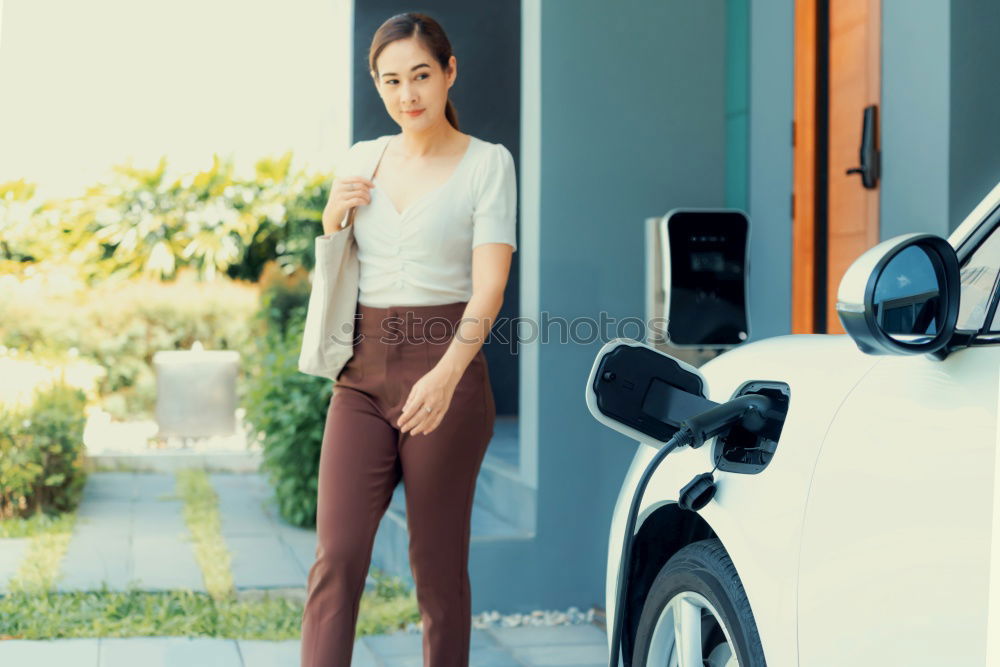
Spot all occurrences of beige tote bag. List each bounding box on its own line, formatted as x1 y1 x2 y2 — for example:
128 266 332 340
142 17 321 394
298 136 391 381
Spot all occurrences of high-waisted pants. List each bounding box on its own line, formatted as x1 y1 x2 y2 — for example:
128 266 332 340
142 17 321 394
300 300 496 667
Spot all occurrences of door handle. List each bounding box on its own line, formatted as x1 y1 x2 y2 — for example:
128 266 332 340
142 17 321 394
846 104 880 189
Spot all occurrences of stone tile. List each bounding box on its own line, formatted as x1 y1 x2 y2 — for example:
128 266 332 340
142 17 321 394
99 637 242 667
276 529 316 576
351 637 382 667
366 629 502 664
382 656 425 666
132 472 180 499
227 535 306 589
510 644 608 666
0 638 99 664
130 502 188 538
74 502 134 535
132 535 205 591
0 537 30 592
380 645 521 667
217 509 273 539
81 473 138 501
468 647 525 667
488 624 606 647
212 476 279 537
208 473 317 590
470 629 503 649
239 636 378 666
236 639 300 667
365 630 424 657
56 534 132 591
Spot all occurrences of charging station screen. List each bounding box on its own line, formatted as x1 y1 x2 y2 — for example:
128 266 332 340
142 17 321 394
667 210 749 346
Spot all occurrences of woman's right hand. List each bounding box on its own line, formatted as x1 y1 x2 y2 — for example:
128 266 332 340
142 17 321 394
322 176 376 234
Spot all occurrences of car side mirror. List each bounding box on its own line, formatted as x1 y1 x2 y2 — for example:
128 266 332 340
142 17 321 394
835 233 960 356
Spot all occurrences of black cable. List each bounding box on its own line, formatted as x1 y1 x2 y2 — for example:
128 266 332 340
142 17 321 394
607 426 694 667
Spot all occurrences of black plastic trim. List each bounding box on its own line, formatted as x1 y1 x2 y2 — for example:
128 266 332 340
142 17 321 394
712 380 791 475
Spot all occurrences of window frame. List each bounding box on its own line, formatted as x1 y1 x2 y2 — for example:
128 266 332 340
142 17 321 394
953 203 1000 344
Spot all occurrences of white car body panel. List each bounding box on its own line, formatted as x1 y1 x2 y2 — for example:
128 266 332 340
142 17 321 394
797 344 999 664
605 334 881 666
605 181 1000 666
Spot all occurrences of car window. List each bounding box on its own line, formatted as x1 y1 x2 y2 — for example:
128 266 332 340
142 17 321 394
957 223 1000 330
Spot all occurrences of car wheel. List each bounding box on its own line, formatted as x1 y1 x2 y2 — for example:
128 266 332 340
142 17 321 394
631 538 765 667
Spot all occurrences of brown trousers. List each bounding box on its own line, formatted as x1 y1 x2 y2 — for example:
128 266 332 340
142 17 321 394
300 300 496 667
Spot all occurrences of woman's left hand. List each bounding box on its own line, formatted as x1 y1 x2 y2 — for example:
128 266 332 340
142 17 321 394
398 365 461 436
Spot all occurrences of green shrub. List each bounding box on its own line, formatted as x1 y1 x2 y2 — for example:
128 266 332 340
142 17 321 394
256 260 311 337
1 152 329 286
0 270 259 419
0 381 88 519
242 306 329 528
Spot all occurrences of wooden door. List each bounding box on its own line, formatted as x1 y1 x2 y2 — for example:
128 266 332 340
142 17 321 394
793 0 881 333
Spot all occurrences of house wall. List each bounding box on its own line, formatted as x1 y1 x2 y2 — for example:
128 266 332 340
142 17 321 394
949 1 1000 231
881 0 951 239
747 0 794 340
521 0 743 608
882 0 1000 239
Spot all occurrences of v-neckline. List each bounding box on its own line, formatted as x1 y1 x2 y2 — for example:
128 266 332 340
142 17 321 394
373 134 476 220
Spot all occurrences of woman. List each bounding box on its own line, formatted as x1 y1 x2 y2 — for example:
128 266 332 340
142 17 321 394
300 11 517 667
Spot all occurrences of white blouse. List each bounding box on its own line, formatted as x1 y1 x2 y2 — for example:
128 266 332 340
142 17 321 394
322 133 517 308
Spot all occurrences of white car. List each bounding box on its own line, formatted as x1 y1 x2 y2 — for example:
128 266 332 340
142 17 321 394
591 182 1000 666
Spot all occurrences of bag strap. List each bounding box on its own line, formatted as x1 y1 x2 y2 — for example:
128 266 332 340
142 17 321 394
344 136 392 229
370 134 391 180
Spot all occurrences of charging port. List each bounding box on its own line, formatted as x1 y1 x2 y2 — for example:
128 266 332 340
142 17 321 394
711 381 790 474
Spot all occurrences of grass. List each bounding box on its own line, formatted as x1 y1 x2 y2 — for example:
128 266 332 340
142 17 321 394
0 571 418 640
357 573 421 636
0 510 75 539
0 468 421 640
173 468 234 600
0 588 302 640
5 511 76 595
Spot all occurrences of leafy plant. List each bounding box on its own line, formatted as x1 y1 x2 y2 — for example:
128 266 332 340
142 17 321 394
0 271 259 419
1 151 330 286
242 306 329 528
0 381 88 519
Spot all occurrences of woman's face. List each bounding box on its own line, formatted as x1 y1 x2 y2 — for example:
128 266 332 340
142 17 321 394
373 36 456 131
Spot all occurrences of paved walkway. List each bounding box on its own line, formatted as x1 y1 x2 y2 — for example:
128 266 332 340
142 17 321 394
0 472 609 665
57 472 204 592
0 623 609 665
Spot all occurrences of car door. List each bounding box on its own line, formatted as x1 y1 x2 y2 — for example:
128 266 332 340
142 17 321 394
795 214 1000 665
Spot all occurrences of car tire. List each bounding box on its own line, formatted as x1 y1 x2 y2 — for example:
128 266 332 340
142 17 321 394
631 538 765 666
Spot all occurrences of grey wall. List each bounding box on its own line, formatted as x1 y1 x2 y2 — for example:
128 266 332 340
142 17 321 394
747 0 794 340
949 0 1000 230
881 0 951 240
882 0 1000 239
352 2 522 415
522 0 730 607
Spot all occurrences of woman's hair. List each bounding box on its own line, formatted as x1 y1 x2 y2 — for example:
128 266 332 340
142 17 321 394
369 12 460 130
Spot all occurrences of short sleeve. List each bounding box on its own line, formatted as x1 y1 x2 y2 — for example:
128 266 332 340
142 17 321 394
471 143 517 252
319 139 373 239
